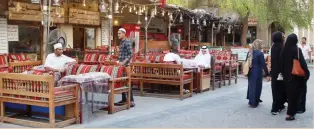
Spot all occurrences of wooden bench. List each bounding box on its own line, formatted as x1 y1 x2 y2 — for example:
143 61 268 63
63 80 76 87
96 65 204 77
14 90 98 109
8 61 42 73
0 73 79 128
130 63 193 100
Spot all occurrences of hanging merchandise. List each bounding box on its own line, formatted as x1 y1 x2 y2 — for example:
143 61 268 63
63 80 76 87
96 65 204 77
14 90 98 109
192 18 195 24
162 10 165 16
203 19 207 26
196 18 199 25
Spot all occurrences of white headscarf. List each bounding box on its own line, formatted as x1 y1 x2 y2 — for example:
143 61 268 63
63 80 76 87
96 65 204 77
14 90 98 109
193 46 211 68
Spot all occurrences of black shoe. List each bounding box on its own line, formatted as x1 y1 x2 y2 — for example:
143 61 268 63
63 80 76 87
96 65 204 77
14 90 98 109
285 116 295 121
259 99 263 102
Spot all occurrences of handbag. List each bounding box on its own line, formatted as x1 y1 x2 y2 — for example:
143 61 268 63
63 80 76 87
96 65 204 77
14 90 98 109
243 54 252 76
291 48 305 76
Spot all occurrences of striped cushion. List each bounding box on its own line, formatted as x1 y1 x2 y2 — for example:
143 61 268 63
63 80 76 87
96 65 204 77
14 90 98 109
27 70 52 76
65 64 80 76
98 66 125 88
0 67 8 73
0 54 8 66
98 54 109 62
98 66 124 78
154 55 165 63
76 65 98 75
84 53 99 62
8 53 27 62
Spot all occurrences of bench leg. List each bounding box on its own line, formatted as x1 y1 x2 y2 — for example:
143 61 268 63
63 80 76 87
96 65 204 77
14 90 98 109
49 104 55 128
180 84 183 100
229 69 232 85
189 82 193 97
1 101 3 123
108 93 114 114
140 81 144 96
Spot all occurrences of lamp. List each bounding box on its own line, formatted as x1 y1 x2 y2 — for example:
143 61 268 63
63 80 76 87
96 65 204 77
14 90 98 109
99 1 107 13
114 2 119 13
83 0 86 7
162 10 165 16
151 10 155 18
203 19 207 26
129 7 132 13
196 19 199 25
192 19 195 24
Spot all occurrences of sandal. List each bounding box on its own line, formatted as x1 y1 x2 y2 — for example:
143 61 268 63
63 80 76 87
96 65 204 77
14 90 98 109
130 101 136 107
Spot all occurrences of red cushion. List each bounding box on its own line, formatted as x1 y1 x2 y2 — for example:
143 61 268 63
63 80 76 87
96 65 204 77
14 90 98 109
8 53 27 62
76 65 98 74
0 54 8 66
184 74 191 80
215 65 222 70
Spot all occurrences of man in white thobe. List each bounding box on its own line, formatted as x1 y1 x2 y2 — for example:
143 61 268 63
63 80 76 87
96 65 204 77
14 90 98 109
193 46 211 69
44 43 77 85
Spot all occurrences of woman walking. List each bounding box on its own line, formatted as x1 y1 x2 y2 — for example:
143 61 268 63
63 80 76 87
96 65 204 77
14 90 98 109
246 39 270 108
270 31 287 115
281 34 310 121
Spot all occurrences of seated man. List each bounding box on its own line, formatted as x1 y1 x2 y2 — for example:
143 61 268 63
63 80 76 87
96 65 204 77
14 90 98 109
193 46 211 68
44 43 77 85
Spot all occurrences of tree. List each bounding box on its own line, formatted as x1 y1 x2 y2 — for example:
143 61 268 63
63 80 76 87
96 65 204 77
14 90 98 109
169 0 314 46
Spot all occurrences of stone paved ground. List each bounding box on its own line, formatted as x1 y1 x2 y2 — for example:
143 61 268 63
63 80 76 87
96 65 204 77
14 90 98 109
1 68 313 128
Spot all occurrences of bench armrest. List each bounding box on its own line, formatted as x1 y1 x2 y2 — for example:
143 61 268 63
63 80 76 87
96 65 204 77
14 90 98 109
110 77 129 81
55 84 78 90
183 70 194 74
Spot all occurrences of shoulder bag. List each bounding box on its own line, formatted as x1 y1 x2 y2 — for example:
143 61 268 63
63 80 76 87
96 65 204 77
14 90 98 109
291 48 305 76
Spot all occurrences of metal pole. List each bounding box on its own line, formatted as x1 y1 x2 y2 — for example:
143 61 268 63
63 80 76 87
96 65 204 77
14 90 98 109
109 0 113 55
42 0 48 62
188 19 191 50
145 10 148 56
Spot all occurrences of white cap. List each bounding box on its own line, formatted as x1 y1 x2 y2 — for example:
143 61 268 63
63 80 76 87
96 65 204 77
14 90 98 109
53 43 63 50
118 28 126 33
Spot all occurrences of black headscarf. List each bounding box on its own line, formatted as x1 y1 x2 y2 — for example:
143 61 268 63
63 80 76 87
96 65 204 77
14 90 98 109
281 33 310 80
271 31 284 77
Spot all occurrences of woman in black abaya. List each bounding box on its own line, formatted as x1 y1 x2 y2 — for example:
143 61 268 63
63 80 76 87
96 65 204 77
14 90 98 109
281 33 310 121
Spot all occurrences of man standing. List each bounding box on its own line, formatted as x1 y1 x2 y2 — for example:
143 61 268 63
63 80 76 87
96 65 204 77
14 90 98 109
298 37 312 63
116 28 135 107
44 43 77 85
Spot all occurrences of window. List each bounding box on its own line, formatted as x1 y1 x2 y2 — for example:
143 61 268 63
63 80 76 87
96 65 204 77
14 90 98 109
8 26 41 54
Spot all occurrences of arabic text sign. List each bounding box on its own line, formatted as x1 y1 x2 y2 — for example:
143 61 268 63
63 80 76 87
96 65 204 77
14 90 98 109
7 25 19 41
0 18 8 53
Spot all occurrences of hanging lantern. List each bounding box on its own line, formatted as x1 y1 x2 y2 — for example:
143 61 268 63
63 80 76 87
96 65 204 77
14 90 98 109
151 10 155 18
169 13 173 21
218 23 221 31
53 0 59 6
137 19 142 25
228 25 231 34
99 1 107 13
138 8 142 15
203 19 207 26
114 2 119 13
196 19 199 25
162 10 165 17
212 23 215 28
179 14 183 23
83 0 86 7
192 19 195 24
129 7 132 13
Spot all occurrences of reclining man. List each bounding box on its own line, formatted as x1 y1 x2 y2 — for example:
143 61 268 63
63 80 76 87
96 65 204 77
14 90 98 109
44 43 77 85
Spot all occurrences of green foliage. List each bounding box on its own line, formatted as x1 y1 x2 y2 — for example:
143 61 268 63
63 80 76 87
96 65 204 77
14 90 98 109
167 0 191 8
217 0 314 30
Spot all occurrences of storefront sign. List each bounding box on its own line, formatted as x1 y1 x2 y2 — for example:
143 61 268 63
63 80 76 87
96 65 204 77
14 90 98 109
101 19 110 45
248 18 257 25
0 18 8 54
7 25 19 41
69 8 100 25
8 2 65 23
